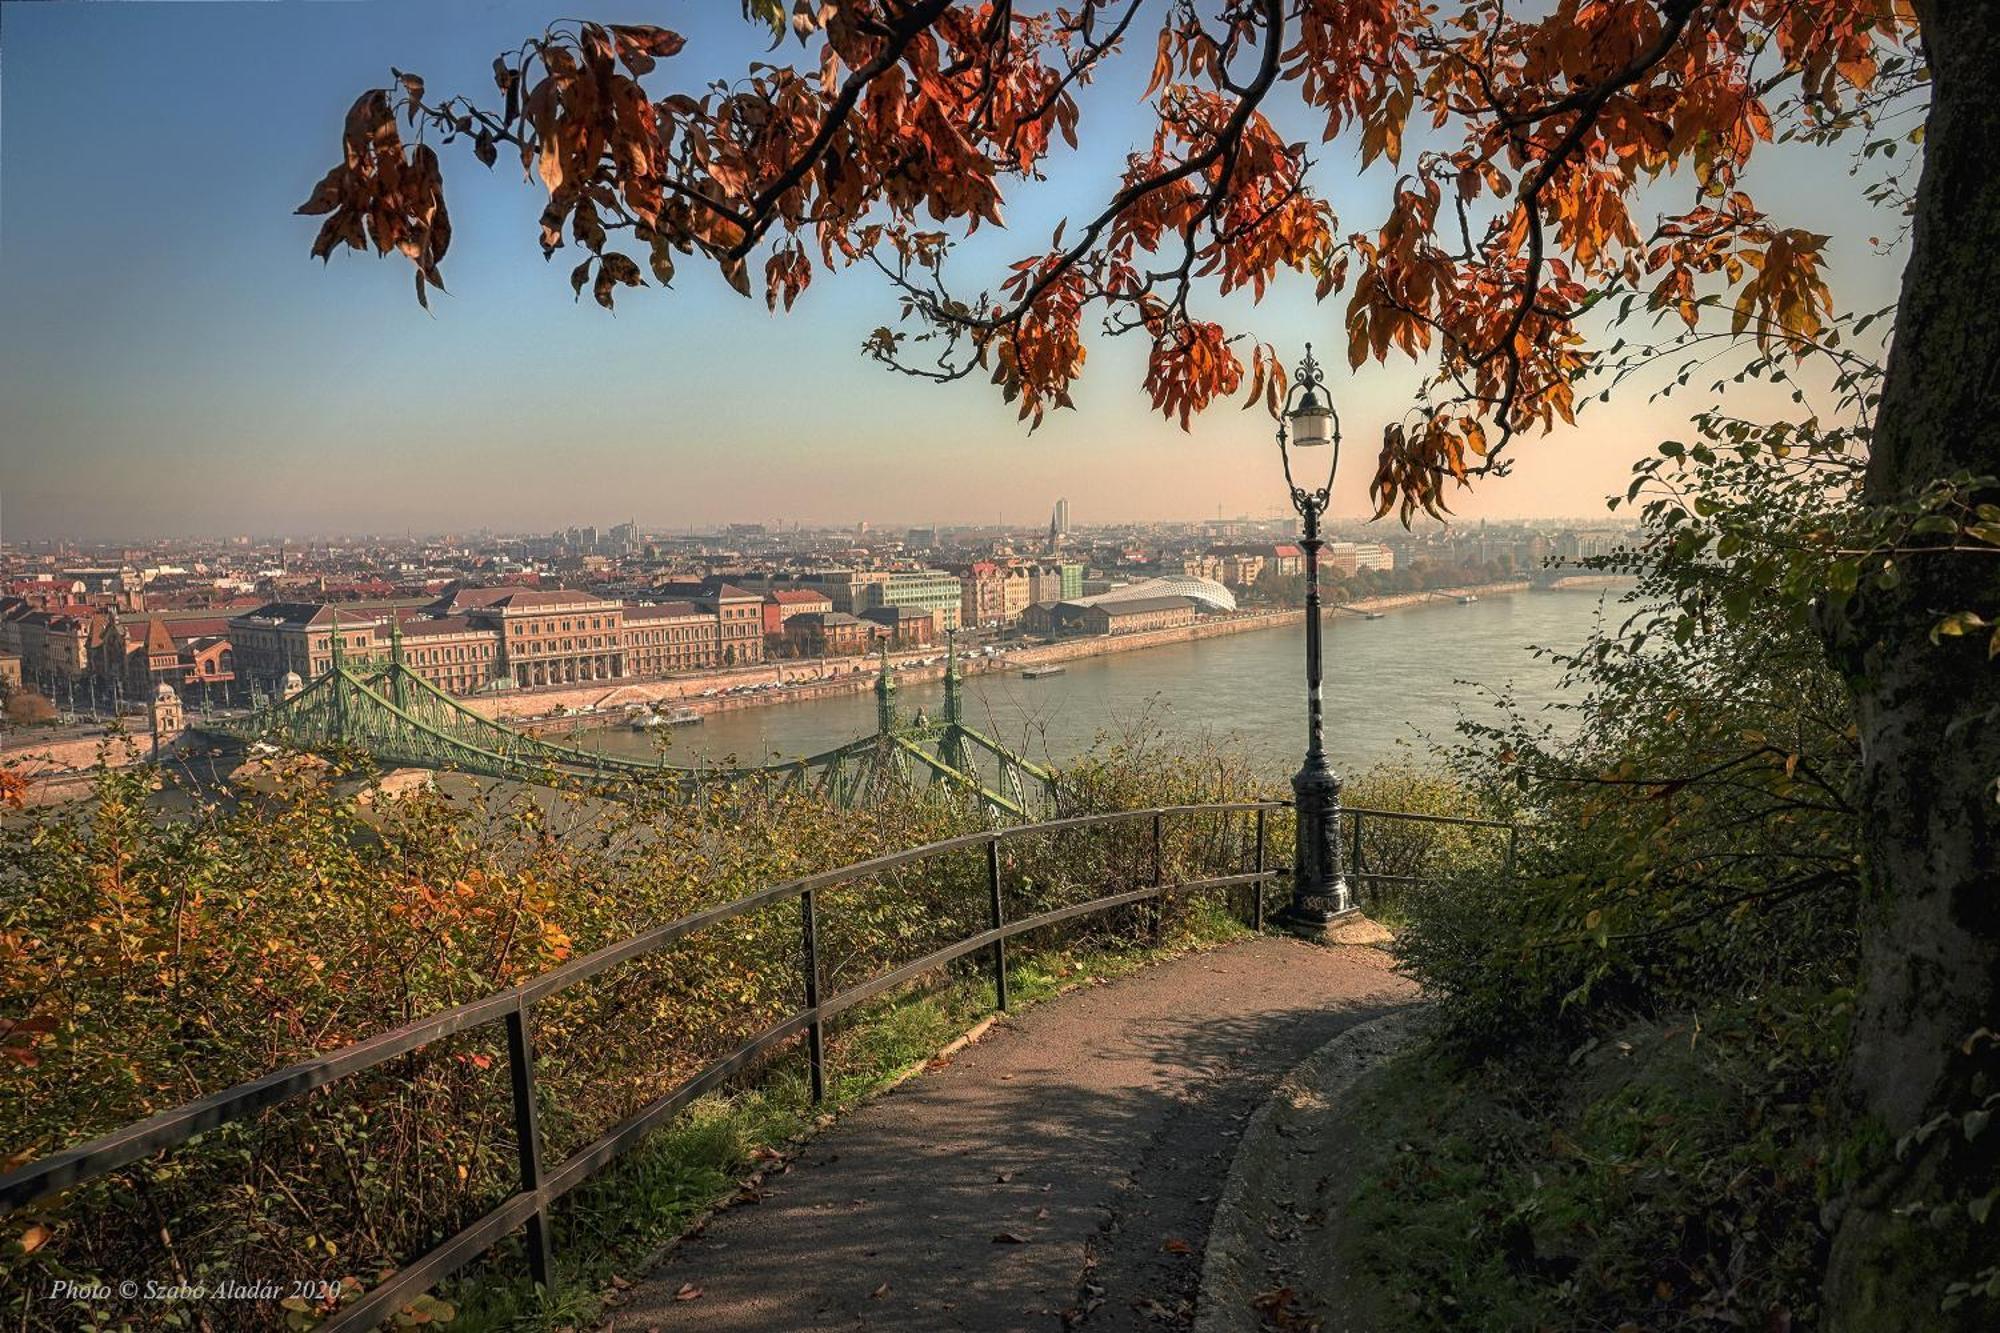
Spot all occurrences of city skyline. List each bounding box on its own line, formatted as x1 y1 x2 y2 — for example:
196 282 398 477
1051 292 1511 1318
2 1 1903 541
1 508 1631 549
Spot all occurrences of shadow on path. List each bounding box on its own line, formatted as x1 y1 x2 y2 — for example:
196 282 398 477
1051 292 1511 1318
618 935 1416 1332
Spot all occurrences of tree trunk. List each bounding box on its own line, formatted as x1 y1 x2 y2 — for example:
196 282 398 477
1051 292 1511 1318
1822 2 2000 1326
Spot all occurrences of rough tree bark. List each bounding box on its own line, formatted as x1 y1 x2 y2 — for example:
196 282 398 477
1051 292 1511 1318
1822 1 2000 1326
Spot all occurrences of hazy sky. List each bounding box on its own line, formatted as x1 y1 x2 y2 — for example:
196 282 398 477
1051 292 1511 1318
0 1 1910 541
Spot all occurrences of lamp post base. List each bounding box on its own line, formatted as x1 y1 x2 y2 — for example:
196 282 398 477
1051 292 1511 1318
1287 752 1353 922
1273 902 1391 946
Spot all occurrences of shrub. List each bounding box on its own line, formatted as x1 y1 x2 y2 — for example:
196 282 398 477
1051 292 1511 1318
1 736 1271 1330
4 690 57 727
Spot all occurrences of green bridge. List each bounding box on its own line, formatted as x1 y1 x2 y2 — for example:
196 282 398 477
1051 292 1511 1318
196 632 1059 817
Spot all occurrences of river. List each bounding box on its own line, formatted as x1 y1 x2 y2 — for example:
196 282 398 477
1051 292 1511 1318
570 588 1625 781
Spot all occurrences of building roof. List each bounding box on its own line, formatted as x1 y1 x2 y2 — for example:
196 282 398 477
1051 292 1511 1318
790 612 868 629
626 601 708 621
768 588 833 606
1075 576 1236 613
861 605 935 624
426 583 610 615
157 616 233 641
1092 596 1196 616
654 579 761 602
399 616 482 638
230 601 338 629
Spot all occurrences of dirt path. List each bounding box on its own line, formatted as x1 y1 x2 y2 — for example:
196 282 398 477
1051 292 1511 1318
617 935 1415 1332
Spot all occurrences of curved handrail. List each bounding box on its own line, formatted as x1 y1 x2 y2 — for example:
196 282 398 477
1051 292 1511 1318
0 797 1500 1329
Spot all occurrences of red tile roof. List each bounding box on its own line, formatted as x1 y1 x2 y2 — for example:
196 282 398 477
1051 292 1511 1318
626 601 707 621
400 616 482 638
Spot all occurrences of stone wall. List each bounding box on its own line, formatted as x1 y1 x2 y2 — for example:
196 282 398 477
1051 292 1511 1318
0 728 198 805
468 610 1312 733
464 584 1540 735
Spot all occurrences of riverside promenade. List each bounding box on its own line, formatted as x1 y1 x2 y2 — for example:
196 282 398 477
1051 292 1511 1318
466 578 1554 734
618 935 1415 1331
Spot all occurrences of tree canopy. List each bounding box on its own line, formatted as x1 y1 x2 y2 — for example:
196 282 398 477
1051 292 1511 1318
298 0 1914 521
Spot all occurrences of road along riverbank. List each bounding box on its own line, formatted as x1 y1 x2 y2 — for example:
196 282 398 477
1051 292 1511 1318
479 580 1543 736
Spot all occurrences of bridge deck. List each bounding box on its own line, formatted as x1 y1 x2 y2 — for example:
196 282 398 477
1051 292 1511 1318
620 935 1415 1332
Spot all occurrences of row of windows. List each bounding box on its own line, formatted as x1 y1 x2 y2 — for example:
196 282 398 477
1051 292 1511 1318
508 613 619 635
511 635 615 655
409 643 493 663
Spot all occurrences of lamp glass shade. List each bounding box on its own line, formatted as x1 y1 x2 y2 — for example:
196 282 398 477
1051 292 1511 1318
1288 392 1334 448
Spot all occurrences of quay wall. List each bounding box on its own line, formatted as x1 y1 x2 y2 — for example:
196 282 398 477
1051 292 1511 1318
476 609 1308 733
483 581 1539 735
1 578 1577 772
0 730 201 805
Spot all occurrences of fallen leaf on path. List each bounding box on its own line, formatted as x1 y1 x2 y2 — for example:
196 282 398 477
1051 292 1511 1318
608 1275 631 1290
673 1283 703 1302
1160 1237 1192 1255
1251 1287 1318 1332
871 1282 891 1299
992 1231 1031 1244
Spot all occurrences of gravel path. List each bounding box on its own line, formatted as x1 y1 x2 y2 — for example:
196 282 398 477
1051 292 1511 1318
616 934 1415 1332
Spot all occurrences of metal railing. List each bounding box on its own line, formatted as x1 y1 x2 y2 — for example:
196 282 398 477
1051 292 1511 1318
1345 804 1520 889
0 800 1511 1329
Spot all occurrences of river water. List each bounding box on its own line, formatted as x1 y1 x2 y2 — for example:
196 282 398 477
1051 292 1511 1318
575 589 1624 781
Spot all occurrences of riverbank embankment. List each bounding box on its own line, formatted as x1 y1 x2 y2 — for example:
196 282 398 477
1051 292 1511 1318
0 577 1585 771
492 580 1543 736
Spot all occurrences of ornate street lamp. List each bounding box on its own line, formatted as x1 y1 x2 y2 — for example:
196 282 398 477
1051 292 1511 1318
1274 345 1354 930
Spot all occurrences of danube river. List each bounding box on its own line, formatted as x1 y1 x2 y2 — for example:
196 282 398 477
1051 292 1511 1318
574 588 1625 780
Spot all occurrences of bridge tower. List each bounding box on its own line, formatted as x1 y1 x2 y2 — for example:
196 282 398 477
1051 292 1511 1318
328 610 347 744
937 631 971 775
387 616 407 712
942 631 962 726
874 640 897 735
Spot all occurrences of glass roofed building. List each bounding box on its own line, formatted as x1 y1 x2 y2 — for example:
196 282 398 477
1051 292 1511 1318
1073 575 1237 614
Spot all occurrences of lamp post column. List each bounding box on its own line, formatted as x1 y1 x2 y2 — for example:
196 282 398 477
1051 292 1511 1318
1269 343 1353 931
1283 502 1352 927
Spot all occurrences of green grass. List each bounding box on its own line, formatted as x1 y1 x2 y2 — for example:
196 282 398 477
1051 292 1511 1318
1337 997 1840 1331
446 902 1253 1331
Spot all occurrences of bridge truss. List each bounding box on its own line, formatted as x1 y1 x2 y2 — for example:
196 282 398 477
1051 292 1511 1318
198 634 1059 818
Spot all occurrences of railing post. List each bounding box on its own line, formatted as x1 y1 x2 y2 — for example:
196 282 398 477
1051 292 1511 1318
987 835 1008 1011
1150 811 1165 944
1349 810 1364 899
1253 808 1268 932
1505 824 1519 880
800 888 826 1104
504 1001 554 1292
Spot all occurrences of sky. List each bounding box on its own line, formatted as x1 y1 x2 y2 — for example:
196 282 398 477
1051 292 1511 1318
0 1 1912 542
